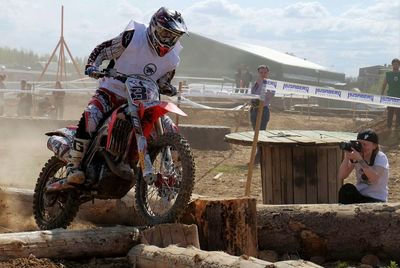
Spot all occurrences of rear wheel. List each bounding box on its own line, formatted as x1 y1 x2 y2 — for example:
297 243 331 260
33 156 80 230
135 133 195 225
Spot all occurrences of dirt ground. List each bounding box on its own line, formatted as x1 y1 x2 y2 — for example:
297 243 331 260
0 102 399 267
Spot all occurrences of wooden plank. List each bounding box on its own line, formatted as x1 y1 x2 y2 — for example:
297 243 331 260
269 130 317 144
262 146 274 204
288 130 345 144
327 147 338 203
279 146 293 204
279 147 287 204
226 130 357 147
225 131 254 146
305 147 318 204
293 147 306 204
286 147 294 204
272 147 282 204
317 148 329 203
260 146 267 203
226 131 310 146
317 130 357 141
258 130 300 144
336 148 344 192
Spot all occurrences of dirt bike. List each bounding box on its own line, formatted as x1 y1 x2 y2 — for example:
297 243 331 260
33 69 195 230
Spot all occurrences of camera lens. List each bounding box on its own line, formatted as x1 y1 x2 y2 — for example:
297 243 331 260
361 174 368 181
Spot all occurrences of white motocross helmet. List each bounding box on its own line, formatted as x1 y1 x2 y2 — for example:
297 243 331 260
147 7 187 57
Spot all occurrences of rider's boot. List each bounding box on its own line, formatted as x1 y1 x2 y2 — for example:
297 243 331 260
66 138 90 184
46 138 89 191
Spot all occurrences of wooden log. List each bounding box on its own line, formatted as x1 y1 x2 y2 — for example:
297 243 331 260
127 244 274 268
180 197 258 257
257 203 400 261
141 223 200 249
127 244 321 268
0 226 140 260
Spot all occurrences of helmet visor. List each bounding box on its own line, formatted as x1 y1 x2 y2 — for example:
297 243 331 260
154 27 181 47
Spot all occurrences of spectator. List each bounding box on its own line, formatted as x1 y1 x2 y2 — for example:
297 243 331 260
249 64 275 164
338 129 389 204
17 81 33 116
53 81 65 119
37 96 55 117
242 67 253 90
381 58 400 129
234 67 242 92
0 74 6 116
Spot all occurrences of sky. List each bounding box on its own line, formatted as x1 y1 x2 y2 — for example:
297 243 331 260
0 0 399 78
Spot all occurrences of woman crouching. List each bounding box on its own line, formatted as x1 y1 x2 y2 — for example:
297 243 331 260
338 129 389 204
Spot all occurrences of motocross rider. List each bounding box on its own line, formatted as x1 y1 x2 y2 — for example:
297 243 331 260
49 7 187 190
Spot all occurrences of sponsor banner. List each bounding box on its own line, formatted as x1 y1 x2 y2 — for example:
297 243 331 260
2 78 399 108
258 79 400 108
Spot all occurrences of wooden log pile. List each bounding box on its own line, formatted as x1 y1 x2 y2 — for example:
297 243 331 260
2 186 400 263
0 223 321 267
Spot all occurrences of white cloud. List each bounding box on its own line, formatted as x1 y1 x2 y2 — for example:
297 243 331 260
282 1 329 18
0 0 398 77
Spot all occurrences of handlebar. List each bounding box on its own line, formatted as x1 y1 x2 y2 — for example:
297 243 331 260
91 69 128 83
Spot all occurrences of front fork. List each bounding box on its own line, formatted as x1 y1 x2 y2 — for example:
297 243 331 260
129 105 163 184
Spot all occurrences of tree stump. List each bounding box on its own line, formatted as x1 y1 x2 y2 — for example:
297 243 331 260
140 223 200 249
181 197 258 257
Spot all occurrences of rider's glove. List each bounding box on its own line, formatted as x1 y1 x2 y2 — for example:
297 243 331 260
160 84 178 97
85 66 100 78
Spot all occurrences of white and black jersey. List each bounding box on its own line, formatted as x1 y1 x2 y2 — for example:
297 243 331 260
86 22 179 97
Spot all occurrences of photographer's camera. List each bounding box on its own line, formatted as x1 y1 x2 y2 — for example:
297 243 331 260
339 140 362 152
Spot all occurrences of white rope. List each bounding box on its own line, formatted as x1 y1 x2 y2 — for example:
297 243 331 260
167 95 249 111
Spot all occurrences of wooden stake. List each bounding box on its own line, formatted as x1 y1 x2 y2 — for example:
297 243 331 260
245 99 264 196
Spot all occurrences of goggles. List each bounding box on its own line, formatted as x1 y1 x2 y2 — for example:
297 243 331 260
154 27 181 47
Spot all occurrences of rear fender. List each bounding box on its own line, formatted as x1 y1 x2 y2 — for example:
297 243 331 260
45 126 76 141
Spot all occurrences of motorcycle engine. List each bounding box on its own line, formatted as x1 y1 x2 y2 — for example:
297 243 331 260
86 154 133 199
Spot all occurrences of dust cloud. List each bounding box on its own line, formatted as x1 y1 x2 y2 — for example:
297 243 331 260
0 118 66 189
0 118 71 232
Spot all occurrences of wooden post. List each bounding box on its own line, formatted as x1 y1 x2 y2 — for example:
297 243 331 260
180 197 258 257
175 81 183 126
245 98 264 196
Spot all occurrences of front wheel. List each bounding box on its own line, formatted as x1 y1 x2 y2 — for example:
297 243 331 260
135 133 195 225
33 156 80 230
